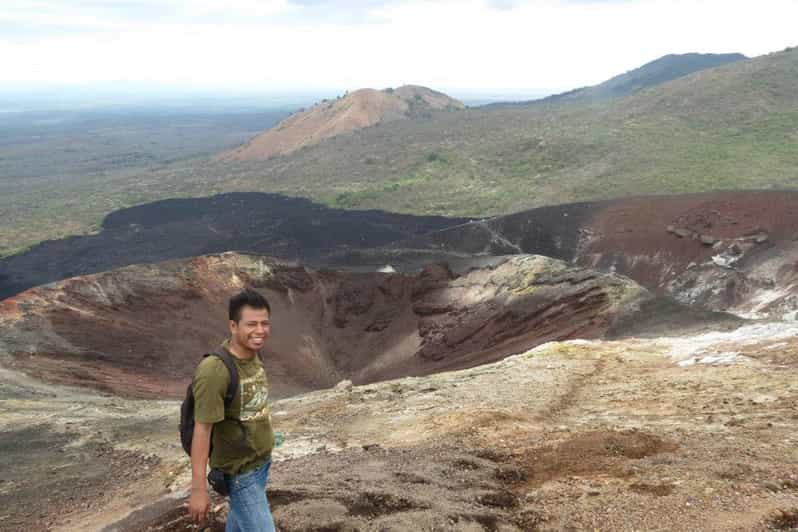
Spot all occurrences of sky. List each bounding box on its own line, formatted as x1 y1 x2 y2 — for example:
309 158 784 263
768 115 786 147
2 0 797 95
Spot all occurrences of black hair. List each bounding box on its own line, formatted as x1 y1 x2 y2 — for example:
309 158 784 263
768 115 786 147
229 288 271 322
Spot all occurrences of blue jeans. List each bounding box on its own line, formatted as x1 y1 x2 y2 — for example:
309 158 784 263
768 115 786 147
225 459 275 532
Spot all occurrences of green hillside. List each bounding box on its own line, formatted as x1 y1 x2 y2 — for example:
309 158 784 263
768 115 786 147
2 47 798 257
191 46 798 216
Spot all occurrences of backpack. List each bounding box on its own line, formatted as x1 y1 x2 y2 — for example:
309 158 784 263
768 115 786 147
179 348 240 456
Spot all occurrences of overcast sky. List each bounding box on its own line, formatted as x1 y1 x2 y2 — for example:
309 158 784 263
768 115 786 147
2 0 797 94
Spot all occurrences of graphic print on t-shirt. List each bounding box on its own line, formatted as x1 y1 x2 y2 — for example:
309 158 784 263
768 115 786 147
239 366 270 422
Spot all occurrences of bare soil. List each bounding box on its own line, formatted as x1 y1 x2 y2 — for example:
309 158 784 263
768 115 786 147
22 329 790 532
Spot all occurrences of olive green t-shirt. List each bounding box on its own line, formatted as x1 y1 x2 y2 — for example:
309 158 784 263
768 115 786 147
193 344 275 475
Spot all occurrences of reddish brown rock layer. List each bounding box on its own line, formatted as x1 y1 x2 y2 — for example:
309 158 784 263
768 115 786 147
385 190 798 316
0 253 665 399
581 191 798 288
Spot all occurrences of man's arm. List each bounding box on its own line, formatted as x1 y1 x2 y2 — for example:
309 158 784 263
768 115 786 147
189 421 213 523
189 356 228 523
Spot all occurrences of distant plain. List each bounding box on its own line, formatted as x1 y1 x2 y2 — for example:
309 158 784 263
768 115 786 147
0 106 290 256
2 47 797 258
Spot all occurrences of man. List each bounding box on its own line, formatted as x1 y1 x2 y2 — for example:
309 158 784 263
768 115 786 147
189 288 276 531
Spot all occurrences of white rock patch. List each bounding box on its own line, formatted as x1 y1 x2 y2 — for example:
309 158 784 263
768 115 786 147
661 322 798 366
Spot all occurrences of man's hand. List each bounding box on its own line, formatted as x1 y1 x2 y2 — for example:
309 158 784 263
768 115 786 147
189 488 211 523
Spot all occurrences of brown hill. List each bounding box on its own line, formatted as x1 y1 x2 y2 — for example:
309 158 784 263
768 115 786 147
218 85 465 161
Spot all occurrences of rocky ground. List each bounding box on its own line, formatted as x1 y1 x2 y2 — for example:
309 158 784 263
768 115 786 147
2 321 796 531
0 367 176 531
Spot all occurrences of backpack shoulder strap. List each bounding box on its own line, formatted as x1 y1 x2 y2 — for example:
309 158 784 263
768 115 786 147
204 348 239 409
204 348 247 445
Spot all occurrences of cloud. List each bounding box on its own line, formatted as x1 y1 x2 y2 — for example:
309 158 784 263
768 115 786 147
487 0 518 9
0 0 294 37
287 0 391 6
1 0 797 90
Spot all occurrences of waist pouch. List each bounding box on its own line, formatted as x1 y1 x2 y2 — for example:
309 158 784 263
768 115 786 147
207 468 229 497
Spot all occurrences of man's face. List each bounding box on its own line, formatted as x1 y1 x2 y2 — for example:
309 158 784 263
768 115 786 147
230 306 271 351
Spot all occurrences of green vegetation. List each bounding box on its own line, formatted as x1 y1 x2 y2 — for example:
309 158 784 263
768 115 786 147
2 48 798 256
0 109 284 257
